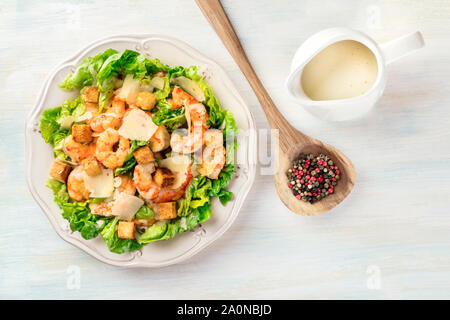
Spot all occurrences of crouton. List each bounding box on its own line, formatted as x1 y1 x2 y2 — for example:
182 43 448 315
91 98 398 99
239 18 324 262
49 160 72 183
149 125 170 152
117 221 135 239
81 158 102 176
133 145 154 165
136 91 157 111
153 168 175 187
84 86 98 103
72 124 93 143
157 202 177 220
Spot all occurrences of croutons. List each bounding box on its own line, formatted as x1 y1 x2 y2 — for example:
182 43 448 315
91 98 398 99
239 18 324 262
72 124 93 143
154 168 175 188
136 91 157 111
81 158 102 176
49 160 72 183
157 202 177 220
117 221 135 239
133 145 154 165
84 86 99 103
149 125 170 152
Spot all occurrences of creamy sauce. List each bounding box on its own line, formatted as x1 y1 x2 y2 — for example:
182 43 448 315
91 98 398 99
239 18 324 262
301 40 378 101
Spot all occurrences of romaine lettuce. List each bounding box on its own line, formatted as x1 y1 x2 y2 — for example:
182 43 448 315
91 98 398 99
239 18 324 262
151 101 186 133
135 205 154 219
59 49 119 90
46 179 107 240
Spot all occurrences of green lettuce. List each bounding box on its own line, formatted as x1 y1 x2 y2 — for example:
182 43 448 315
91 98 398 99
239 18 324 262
59 49 118 90
177 163 234 218
135 205 154 219
151 101 186 133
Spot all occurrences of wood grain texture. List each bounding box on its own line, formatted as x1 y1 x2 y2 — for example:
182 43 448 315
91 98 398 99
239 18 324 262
196 0 356 216
1 0 450 299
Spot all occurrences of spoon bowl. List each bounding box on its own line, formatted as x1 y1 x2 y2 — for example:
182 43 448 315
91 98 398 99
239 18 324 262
275 137 356 216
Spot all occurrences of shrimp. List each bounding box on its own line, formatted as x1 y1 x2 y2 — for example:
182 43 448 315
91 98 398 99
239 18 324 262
198 129 226 180
67 166 90 202
89 97 125 133
170 125 203 154
90 201 114 217
113 175 136 198
95 128 130 169
171 87 198 109
89 113 122 133
133 163 192 203
170 95 210 154
63 135 96 163
198 145 226 180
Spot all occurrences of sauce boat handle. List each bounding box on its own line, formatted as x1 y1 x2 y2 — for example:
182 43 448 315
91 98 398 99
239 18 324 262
380 31 425 64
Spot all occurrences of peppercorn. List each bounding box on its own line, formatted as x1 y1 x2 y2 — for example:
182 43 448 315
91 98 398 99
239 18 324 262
286 153 342 204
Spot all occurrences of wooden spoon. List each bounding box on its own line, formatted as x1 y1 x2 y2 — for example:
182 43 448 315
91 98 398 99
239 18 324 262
196 0 356 215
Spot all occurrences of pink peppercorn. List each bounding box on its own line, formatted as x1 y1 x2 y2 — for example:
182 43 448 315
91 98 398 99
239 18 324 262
323 162 328 167
288 184 293 189
300 179 304 184
299 171 303 176
305 175 310 180
332 177 336 182
318 176 323 182
335 169 340 174
311 176 316 182
315 168 320 173
328 188 334 193
296 195 301 200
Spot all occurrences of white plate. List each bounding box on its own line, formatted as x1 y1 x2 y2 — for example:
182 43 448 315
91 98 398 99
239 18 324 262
25 34 256 268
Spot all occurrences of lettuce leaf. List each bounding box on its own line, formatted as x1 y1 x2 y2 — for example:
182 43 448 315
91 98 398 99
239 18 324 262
59 49 118 90
178 163 234 219
151 101 186 133
135 205 154 219
46 179 106 240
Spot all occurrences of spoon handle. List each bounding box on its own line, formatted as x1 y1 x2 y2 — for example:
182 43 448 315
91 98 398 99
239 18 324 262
195 0 294 134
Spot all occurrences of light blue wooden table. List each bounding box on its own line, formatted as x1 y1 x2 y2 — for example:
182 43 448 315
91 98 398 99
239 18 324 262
1 0 449 299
